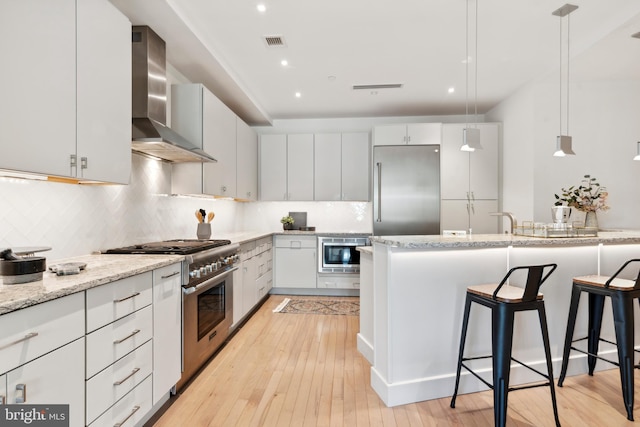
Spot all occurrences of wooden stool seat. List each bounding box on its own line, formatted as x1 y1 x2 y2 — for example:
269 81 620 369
572 275 636 289
467 283 543 303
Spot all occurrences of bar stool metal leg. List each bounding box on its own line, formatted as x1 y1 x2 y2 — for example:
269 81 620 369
450 295 473 409
492 304 515 427
611 292 635 421
558 285 581 387
538 303 561 427
587 293 606 375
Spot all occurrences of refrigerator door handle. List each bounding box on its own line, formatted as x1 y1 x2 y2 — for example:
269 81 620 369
376 162 382 222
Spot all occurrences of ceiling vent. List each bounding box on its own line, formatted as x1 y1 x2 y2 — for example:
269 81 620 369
352 84 403 90
263 35 286 47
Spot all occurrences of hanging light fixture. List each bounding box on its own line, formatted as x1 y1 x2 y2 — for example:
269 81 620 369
461 0 482 152
552 4 578 157
633 142 640 161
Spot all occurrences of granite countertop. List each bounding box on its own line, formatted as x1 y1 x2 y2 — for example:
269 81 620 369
370 231 640 249
0 254 183 316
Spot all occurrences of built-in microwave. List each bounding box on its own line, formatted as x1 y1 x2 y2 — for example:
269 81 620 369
318 236 369 274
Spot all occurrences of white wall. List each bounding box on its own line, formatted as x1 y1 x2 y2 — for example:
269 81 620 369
487 76 640 229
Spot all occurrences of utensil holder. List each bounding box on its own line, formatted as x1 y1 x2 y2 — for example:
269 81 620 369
196 223 211 240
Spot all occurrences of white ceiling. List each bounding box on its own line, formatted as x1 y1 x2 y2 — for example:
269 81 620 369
110 0 640 126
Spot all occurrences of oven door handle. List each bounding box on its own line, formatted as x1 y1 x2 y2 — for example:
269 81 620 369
183 266 238 295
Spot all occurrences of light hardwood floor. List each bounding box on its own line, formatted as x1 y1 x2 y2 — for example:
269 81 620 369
149 295 640 426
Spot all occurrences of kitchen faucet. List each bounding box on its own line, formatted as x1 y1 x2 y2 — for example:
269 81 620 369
490 212 517 234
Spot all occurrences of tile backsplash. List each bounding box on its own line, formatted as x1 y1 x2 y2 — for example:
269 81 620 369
0 154 371 261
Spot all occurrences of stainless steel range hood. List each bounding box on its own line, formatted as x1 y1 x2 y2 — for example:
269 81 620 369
131 26 216 163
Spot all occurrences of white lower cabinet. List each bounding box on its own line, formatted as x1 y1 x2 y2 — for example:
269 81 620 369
233 238 272 327
274 236 317 288
89 375 153 427
6 338 85 427
317 274 360 289
152 263 182 405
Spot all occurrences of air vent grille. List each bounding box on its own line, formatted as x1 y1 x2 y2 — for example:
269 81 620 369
352 84 403 90
263 35 286 47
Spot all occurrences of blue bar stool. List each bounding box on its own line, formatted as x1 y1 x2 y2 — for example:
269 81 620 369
558 259 640 421
450 264 560 427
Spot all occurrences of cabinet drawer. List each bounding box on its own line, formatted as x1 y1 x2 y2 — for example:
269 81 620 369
275 236 316 248
86 340 152 424
86 272 152 333
0 292 84 374
89 374 152 427
317 274 360 289
86 305 153 378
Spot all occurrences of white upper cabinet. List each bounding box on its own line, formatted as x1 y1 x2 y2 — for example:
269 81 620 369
314 133 342 201
441 123 499 200
287 134 315 201
0 0 131 183
171 83 238 197
236 118 258 201
314 132 370 201
259 134 288 200
373 123 441 146
341 132 370 201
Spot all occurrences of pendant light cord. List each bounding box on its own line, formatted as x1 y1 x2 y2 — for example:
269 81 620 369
465 0 469 128
559 15 563 135
474 0 478 126
559 12 571 136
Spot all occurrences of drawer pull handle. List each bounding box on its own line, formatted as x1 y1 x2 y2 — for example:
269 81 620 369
113 405 140 427
0 332 38 351
15 384 26 403
161 271 180 279
0 395 5 404
113 292 141 303
113 368 140 386
113 329 140 345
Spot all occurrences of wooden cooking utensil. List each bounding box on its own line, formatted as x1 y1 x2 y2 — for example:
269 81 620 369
207 212 215 223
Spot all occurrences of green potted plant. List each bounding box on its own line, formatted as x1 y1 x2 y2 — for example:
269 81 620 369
280 216 295 230
554 174 609 228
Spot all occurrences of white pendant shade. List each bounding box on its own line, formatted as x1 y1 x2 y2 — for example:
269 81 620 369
553 135 575 157
461 128 482 152
633 141 640 161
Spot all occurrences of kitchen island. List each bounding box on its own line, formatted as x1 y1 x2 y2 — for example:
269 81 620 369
359 231 640 407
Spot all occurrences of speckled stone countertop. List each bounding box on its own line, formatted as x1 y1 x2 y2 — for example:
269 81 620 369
0 254 183 316
370 231 640 249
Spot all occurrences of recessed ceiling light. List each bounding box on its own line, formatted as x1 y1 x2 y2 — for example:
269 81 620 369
448 87 455 94
281 59 288 66
295 92 301 98
256 4 266 13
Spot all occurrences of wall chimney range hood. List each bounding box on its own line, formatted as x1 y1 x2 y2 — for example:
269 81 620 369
131 26 216 163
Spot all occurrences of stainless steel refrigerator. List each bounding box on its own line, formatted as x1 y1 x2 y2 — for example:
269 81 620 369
373 145 440 235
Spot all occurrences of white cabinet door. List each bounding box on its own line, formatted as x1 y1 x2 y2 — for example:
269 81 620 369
314 133 342 201
77 0 131 184
406 123 442 145
203 89 237 197
470 199 499 234
274 248 317 288
441 124 470 200
171 84 205 194
259 134 288 200
237 118 258 201
242 256 258 316
0 0 76 177
7 338 85 427
373 125 407 145
287 134 314 200
341 132 370 201
152 263 182 405
440 200 471 232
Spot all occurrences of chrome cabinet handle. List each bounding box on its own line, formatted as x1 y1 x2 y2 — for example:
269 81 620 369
113 292 140 303
113 368 140 386
161 271 180 279
466 204 470 214
0 332 38 351
376 162 382 222
113 405 140 427
81 156 88 170
113 329 140 345
15 384 26 403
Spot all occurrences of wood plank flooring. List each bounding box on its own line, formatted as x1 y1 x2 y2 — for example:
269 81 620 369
149 295 640 426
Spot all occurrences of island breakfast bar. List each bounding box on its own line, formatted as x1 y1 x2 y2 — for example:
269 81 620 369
358 231 640 407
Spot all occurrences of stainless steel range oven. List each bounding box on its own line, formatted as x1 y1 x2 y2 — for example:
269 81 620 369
106 239 239 391
317 236 369 274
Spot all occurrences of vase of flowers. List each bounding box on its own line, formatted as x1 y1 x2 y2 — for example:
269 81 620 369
554 174 609 229
280 215 295 230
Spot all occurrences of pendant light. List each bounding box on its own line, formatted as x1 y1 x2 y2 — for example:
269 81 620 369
633 142 640 161
461 0 482 152
552 4 578 157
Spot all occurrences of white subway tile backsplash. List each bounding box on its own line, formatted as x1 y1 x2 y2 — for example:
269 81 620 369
0 154 372 261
